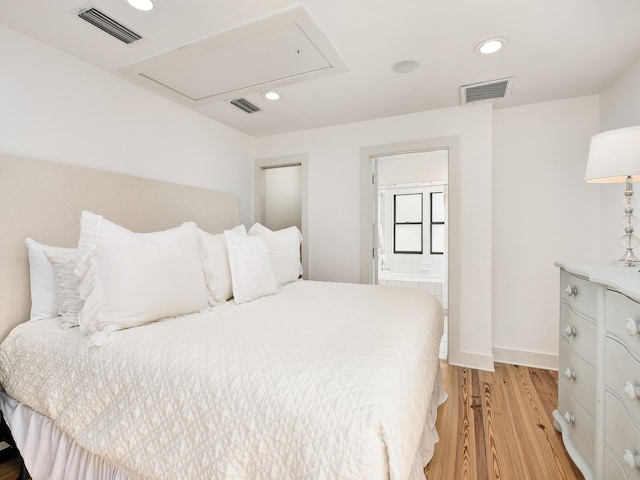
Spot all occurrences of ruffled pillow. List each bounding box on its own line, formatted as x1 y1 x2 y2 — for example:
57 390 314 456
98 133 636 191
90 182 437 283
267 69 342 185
43 248 82 329
76 211 209 345
24 237 74 321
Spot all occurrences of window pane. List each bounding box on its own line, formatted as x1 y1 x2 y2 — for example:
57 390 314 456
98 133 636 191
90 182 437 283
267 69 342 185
395 224 422 253
431 224 445 254
431 192 445 222
395 194 422 223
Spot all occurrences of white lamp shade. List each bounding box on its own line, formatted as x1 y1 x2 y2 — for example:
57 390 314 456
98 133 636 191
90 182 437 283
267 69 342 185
585 125 640 183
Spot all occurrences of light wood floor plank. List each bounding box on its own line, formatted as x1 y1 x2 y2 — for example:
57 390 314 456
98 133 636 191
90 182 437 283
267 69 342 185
455 366 477 480
477 369 503 479
470 370 488 480
480 364 532 479
504 364 550 479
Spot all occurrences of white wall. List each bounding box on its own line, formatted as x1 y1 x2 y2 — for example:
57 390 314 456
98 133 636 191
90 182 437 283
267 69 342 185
376 150 448 184
0 24 255 226
492 95 601 368
256 103 494 369
600 53 640 131
598 53 640 262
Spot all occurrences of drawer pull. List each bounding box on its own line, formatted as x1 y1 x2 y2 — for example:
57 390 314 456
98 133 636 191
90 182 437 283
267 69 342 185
564 325 577 337
625 318 639 336
623 381 640 401
565 285 577 297
623 449 640 471
563 368 576 380
563 411 575 425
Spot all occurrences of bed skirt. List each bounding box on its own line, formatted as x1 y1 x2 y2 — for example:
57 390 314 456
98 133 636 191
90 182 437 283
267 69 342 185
0 365 446 480
0 392 135 480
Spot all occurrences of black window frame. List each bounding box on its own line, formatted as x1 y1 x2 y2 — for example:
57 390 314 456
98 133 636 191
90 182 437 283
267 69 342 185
393 193 423 254
430 191 445 255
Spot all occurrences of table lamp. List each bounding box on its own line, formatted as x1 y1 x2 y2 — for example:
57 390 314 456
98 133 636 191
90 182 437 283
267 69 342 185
585 125 640 266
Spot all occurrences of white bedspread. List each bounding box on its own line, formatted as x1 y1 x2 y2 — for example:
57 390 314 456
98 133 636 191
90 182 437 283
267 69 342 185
0 280 443 480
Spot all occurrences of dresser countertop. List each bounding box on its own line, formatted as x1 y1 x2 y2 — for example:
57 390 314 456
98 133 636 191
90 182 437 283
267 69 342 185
555 261 640 303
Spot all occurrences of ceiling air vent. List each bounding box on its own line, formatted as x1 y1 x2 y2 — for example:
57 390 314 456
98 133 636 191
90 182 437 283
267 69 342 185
230 98 261 114
78 8 142 45
460 77 514 105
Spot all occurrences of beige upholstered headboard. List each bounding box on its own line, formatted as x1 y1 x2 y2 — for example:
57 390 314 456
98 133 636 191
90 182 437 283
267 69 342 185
0 153 241 341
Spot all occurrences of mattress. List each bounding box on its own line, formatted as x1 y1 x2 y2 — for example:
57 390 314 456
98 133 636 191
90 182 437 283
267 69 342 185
0 280 445 480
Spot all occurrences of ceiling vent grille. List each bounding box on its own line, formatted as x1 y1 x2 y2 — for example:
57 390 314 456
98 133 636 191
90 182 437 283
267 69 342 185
78 8 142 45
460 77 514 104
230 98 261 114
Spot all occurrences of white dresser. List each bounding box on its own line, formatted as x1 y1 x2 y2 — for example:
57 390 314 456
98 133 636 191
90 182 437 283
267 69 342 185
555 262 640 480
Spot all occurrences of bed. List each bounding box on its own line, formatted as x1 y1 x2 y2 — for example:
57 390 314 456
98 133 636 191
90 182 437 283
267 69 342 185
0 153 446 480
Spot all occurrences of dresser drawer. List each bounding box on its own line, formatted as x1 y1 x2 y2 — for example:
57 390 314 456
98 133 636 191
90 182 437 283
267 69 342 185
560 270 597 318
607 290 640 358
558 379 595 470
605 336 640 430
604 447 629 480
560 302 597 365
605 392 640 478
560 338 596 416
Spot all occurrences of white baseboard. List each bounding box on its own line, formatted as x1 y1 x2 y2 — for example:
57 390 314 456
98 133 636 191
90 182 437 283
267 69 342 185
492 347 558 371
447 350 495 372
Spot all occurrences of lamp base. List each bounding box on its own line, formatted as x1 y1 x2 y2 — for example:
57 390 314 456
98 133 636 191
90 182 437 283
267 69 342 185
618 249 640 266
618 176 640 267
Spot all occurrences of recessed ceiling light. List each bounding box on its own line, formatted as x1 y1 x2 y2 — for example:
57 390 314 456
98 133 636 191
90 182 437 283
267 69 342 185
392 60 420 74
262 91 280 101
127 0 154 11
474 37 508 55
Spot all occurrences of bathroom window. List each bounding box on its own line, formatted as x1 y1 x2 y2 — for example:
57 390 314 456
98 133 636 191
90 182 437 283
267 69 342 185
430 192 445 254
393 193 423 254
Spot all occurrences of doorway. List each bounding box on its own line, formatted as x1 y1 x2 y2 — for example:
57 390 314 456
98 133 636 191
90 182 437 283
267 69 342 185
260 164 302 231
375 150 449 359
254 154 309 278
359 137 460 364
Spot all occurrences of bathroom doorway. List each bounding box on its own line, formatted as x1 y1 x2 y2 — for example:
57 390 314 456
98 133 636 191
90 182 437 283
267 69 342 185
359 136 459 364
375 150 449 359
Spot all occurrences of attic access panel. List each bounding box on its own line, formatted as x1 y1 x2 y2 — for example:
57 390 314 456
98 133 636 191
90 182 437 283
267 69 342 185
120 6 347 105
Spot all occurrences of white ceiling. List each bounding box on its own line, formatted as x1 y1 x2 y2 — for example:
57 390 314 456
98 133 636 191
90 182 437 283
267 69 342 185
2 0 640 137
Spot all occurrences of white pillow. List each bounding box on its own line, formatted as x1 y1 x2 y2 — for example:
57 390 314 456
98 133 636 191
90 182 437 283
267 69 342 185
24 238 73 321
248 223 303 286
43 248 82 329
224 229 278 304
198 224 247 304
76 211 210 345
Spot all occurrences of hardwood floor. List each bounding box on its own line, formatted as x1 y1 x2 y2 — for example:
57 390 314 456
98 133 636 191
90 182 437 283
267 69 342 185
0 455 21 480
0 362 583 480
425 361 584 480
